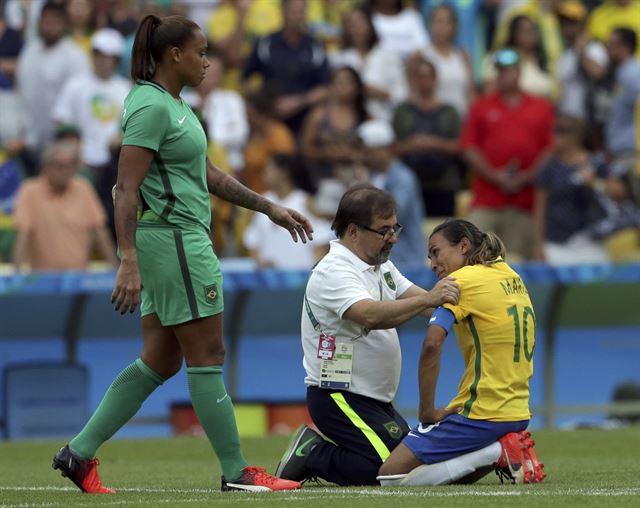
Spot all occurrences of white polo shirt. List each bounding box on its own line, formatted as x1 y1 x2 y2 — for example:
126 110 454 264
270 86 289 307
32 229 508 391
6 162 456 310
302 240 413 403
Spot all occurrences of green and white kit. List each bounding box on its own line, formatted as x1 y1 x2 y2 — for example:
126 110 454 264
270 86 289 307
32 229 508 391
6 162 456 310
122 81 223 325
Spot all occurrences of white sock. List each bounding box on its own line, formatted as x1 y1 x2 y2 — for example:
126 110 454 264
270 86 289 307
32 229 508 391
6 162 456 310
377 473 407 486
398 441 501 486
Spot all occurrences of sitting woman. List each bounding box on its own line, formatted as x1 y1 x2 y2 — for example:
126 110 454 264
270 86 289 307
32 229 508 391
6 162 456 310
392 53 461 217
330 6 408 122
422 4 474 118
533 115 627 264
301 66 368 183
378 219 545 486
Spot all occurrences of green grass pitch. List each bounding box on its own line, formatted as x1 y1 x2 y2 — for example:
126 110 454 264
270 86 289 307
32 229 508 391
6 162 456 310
1 427 639 507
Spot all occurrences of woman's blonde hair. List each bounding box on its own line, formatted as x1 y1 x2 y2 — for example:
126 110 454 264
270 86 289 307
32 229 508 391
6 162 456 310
430 219 506 265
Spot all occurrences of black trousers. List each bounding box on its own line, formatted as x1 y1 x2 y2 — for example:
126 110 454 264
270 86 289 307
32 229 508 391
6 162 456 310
305 386 410 486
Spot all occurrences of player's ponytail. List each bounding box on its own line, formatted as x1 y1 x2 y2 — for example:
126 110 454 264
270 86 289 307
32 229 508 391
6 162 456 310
468 231 506 265
431 219 506 266
131 15 161 81
130 14 200 82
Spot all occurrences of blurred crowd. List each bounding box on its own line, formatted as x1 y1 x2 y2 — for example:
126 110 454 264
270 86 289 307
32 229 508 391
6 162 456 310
2 0 640 272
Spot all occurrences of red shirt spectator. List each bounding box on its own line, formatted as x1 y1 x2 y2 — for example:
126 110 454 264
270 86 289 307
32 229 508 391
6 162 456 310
461 90 553 210
461 48 553 260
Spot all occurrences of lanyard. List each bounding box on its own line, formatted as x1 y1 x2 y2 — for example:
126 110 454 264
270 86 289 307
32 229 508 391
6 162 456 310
304 294 322 332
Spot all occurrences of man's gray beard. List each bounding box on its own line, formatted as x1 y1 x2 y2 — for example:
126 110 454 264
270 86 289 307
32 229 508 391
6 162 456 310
371 249 392 266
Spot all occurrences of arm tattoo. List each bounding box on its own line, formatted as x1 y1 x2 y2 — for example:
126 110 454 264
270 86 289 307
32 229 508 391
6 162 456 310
122 206 138 247
206 159 271 214
113 187 139 257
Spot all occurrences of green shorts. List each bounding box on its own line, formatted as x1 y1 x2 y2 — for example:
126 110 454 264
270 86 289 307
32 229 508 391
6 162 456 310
136 217 223 326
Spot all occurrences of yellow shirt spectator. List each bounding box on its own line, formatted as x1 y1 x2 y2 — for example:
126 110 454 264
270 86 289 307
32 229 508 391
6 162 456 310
588 0 640 48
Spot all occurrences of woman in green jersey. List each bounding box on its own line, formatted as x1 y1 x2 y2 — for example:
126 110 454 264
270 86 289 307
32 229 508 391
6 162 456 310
53 14 312 494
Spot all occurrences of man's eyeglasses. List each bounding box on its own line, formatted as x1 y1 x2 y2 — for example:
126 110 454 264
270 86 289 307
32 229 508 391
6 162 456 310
357 223 403 240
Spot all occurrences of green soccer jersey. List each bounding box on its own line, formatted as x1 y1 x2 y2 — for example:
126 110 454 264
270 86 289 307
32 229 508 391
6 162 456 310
122 80 210 231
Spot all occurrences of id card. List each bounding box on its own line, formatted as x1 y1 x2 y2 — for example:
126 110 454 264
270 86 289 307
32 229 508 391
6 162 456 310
317 333 336 360
320 342 353 390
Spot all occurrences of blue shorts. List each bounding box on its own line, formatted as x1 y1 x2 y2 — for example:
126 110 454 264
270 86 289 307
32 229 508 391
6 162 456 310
403 414 528 464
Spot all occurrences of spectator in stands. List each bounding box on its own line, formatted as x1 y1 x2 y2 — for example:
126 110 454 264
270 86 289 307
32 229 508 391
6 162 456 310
103 0 139 37
462 48 554 261
491 0 563 81
422 4 474 118
52 28 129 186
533 115 625 264
207 0 281 91
484 15 553 98
12 140 117 271
556 1 609 121
358 119 426 268
242 0 330 134
243 87 296 194
3 0 45 38
421 0 487 79
0 2 28 179
66 0 95 54
392 53 461 218
588 0 640 52
188 49 249 175
301 66 368 183
0 48 27 261
330 7 407 122
0 5 23 90
605 28 640 159
243 154 332 269
367 0 429 61
16 1 90 155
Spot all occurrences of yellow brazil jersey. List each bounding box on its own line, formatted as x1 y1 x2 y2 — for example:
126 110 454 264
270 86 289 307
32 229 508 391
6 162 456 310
443 258 535 422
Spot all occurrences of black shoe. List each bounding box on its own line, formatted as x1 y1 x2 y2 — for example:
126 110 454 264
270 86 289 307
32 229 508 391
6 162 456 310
275 425 323 481
52 445 114 494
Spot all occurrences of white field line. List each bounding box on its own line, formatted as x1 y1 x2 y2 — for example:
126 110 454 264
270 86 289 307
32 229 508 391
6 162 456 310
2 485 640 499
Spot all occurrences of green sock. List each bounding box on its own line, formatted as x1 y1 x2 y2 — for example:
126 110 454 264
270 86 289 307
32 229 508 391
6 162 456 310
69 358 164 459
187 366 247 481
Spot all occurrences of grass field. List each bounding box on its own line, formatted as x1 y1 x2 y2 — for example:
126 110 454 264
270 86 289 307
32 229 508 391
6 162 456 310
1 427 639 507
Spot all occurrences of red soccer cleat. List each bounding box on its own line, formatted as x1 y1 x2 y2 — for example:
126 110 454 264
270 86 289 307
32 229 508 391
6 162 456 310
52 445 115 494
518 431 546 483
221 466 301 492
495 432 529 484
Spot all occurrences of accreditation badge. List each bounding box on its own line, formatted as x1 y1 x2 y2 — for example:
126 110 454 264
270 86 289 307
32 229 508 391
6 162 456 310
320 342 353 390
316 332 336 360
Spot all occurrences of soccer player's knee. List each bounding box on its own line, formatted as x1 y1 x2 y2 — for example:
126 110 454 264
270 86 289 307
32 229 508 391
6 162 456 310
206 343 225 364
378 461 392 477
163 357 183 379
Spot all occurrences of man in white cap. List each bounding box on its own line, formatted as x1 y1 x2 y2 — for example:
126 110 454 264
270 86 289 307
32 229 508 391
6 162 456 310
52 28 131 236
357 119 427 269
52 28 130 173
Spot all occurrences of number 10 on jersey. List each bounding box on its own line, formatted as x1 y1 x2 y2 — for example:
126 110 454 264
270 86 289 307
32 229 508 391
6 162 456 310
507 305 535 362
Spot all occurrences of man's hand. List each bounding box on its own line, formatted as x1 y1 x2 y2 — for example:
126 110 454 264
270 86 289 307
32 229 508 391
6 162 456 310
267 205 314 243
429 276 460 306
